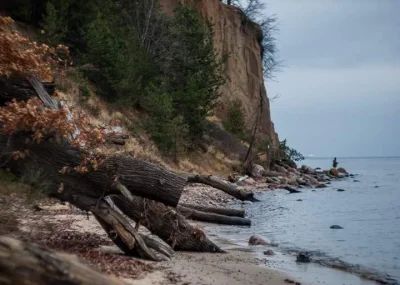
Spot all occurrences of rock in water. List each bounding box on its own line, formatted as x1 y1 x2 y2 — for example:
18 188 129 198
251 164 266 178
353 180 360 182
337 189 345 192
330 225 343 229
248 234 271 245
338 167 348 174
264 249 275 256
296 252 311 263
242 200 253 205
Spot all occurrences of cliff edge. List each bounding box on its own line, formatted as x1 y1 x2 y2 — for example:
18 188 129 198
161 0 279 147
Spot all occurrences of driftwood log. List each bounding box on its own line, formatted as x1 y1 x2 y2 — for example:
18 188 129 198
186 174 259 202
178 203 245 218
109 195 224 252
0 236 127 285
177 205 251 226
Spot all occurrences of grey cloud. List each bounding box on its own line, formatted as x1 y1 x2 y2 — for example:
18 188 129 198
264 0 400 157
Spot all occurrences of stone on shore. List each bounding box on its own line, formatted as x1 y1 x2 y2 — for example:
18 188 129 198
338 167 348 174
248 234 271 246
251 164 266 178
337 189 345 192
273 165 287 173
237 177 256 186
301 165 315 174
329 168 339 177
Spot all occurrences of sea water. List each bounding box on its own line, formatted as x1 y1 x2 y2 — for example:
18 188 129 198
209 157 400 284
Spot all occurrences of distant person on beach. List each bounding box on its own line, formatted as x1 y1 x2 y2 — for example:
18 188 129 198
333 157 338 168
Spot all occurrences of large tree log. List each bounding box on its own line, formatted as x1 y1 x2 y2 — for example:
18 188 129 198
186 174 259 202
179 203 245 217
0 75 220 258
109 195 224 253
0 75 55 106
177 206 251 226
0 236 126 285
0 133 185 208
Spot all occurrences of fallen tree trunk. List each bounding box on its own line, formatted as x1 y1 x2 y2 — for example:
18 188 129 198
177 206 251 226
0 75 55 106
109 195 224 253
178 203 245 218
0 236 126 285
0 133 186 208
186 174 259 202
0 75 220 258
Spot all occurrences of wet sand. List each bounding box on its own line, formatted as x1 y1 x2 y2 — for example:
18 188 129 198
129 250 293 285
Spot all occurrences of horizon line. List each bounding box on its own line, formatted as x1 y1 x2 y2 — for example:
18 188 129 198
304 156 400 159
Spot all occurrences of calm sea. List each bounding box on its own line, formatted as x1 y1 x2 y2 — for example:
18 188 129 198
211 157 400 284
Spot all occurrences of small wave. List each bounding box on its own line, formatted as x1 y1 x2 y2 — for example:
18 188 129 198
284 248 399 285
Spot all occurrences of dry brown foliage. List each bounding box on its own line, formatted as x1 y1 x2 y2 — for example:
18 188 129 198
0 16 69 82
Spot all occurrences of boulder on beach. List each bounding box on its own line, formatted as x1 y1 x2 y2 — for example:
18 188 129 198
296 252 311 263
304 175 319 186
251 164 266 178
329 168 339 177
248 234 271 246
273 165 287 173
330 225 343 229
301 165 315 174
296 178 307 186
316 183 327 188
280 177 289 184
237 177 256 186
338 167 348 174
337 173 346 178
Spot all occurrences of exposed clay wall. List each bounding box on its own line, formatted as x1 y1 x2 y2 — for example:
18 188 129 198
161 0 279 146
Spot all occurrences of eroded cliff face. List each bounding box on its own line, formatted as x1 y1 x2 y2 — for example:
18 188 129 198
161 0 279 147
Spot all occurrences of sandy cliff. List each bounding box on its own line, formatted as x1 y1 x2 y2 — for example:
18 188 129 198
161 0 279 147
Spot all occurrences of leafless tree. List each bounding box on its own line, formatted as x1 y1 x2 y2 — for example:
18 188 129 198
223 0 282 80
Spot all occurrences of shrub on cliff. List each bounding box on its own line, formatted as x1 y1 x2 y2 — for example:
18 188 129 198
278 139 304 167
5 1 225 159
223 99 246 140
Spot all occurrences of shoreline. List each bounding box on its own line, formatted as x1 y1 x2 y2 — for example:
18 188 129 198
204 224 385 285
180 164 398 285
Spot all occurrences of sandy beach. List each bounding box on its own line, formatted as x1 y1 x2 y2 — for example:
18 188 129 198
129 250 292 285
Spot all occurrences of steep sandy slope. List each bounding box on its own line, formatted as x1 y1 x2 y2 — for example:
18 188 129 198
161 0 279 147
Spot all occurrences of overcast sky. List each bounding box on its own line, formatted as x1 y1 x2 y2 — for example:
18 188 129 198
264 0 399 157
